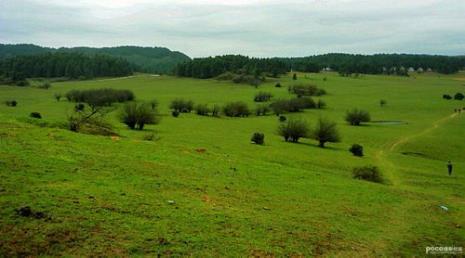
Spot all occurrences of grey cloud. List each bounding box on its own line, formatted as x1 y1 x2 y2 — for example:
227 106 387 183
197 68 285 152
0 0 464 57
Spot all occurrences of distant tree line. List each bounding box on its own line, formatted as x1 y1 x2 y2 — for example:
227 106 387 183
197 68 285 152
176 54 465 79
0 44 191 74
175 55 289 79
0 52 133 82
280 54 465 75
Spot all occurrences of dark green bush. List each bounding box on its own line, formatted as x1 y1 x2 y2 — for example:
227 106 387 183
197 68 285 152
170 99 194 113
270 97 316 114
270 99 291 115
251 132 265 145
279 115 287 122
286 98 304 112
349 144 364 157
353 166 384 183
455 92 464 100
254 92 273 102
172 110 180 117
223 102 251 117
120 102 138 129
232 74 264 86
292 97 316 109
443 94 452 100
345 109 371 126
380 99 387 107
275 82 282 88
65 88 134 107
195 104 211 116
278 119 309 143
135 103 159 130
5 100 17 107
255 104 270 116
30 112 42 119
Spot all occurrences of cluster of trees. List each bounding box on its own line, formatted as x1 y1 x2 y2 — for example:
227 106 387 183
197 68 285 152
66 88 134 108
288 84 326 97
167 96 326 118
0 52 133 82
349 144 364 157
170 99 195 113
0 44 191 74
5 100 17 107
254 92 273 102
443 92 464 100
216 71 265 86
278 118 340 147
270 97 325 115
63 88 162 134
222 102 251 117
353 166 384 183
175 55 288 79
38 86 377 164
251 132 265 145
166 91 329 119
65 88 135 134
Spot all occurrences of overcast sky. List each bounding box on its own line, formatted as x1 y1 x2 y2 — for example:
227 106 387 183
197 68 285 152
1 0 464 57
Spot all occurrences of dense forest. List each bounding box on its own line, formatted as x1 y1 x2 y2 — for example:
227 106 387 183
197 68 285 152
0 52 133 82
0 44 190 74
176 54 465 79
1 44 464 82
281 54 465 75
175 55 288 79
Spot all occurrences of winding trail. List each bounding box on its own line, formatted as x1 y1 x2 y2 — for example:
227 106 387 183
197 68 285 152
372 112 460 251
375 112 458 185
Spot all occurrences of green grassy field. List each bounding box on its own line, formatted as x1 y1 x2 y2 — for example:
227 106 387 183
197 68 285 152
1 72 464 257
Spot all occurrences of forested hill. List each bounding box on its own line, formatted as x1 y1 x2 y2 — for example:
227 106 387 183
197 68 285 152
0 44 191 74
0 52 133 82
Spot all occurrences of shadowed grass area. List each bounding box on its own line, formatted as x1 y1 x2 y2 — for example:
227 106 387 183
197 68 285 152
0 72 464 256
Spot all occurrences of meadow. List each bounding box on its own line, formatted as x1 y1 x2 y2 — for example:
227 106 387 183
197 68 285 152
0 72 464 256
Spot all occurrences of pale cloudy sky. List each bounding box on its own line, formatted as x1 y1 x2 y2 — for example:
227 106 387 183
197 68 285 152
1 0 464 57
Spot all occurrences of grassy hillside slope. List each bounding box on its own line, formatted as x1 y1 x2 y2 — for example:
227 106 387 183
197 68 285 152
0 72 464 256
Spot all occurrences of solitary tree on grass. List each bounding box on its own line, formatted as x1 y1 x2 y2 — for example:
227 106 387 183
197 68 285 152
345 108 371 126
311 117 340 147
120 102 160 130
278 119 309 143
380 99 387 107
